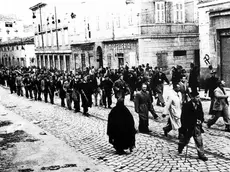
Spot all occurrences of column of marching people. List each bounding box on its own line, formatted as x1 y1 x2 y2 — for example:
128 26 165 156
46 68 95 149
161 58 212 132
1 63 230 161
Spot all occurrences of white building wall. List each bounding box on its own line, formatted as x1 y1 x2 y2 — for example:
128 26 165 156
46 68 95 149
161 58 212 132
198 7 210 68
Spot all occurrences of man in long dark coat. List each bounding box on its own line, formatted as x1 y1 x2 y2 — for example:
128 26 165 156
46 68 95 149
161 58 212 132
79 75 94 116
178 92 208 161
107 99 136 155
135 83 159 133
72 75 81 113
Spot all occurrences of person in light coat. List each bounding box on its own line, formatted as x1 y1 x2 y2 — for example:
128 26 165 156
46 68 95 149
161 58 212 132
162 83 182 137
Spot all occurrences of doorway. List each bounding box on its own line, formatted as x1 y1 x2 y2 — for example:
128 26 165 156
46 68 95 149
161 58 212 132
220 35 230 87
96 46 103 68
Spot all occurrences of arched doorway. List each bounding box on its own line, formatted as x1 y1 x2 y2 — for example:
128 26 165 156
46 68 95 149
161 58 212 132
96 46 103 68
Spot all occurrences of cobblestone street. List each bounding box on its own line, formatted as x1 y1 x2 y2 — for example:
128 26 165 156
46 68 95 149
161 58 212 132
1 86 230 172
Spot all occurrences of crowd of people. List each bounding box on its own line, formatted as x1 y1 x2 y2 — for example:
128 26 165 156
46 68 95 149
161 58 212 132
1 62 229 161
0 64 185 115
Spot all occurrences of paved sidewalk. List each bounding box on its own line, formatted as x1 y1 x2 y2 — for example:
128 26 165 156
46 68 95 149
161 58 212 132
0 104 113 172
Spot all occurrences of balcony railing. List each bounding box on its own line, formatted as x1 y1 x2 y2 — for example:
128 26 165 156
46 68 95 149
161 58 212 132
140 24 199 36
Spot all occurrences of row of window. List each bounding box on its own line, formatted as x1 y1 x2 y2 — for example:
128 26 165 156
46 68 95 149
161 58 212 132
35 29 69 48
92 2 185 31
155 2 184 23
0 45 24 51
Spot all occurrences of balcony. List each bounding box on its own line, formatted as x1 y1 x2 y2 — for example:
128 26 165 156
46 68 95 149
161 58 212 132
140 24 199 37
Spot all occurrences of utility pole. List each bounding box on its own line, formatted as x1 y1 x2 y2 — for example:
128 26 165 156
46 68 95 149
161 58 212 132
39 7 44 50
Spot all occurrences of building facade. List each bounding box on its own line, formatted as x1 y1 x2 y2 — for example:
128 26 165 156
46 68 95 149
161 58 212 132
30 0 199 74
0 36 35 67
71 0 199 73
70 0 140 71
30 2 77 72
198 0 230 87
138 0 199 75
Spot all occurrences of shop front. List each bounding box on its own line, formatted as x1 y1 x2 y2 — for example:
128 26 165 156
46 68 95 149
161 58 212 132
103 40 138 69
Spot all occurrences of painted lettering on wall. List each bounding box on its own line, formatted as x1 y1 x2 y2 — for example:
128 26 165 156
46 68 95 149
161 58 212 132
203 54 210 65
107 43 134 50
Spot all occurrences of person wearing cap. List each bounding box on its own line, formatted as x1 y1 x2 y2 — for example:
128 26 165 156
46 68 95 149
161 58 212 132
204 70 219 115
178 91 208 161
207 80 230 132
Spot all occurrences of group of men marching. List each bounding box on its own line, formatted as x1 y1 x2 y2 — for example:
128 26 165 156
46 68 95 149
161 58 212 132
0 64 177 116
1 63 229 161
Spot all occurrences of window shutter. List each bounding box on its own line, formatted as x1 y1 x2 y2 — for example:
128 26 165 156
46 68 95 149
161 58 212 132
166 1 173 23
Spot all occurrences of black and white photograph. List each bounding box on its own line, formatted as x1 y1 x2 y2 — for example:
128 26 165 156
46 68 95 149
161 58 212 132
1 0 230 171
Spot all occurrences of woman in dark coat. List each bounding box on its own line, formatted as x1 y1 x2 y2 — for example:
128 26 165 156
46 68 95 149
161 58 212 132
107 99 136 155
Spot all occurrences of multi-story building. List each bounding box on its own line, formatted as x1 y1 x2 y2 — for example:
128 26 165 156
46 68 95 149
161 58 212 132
0 36 35 67
71 0 199 73
198 0 230 86
139 0 199 74
29 2 80 72
30 0 199 74
70 0 140 71
0 14 24 43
